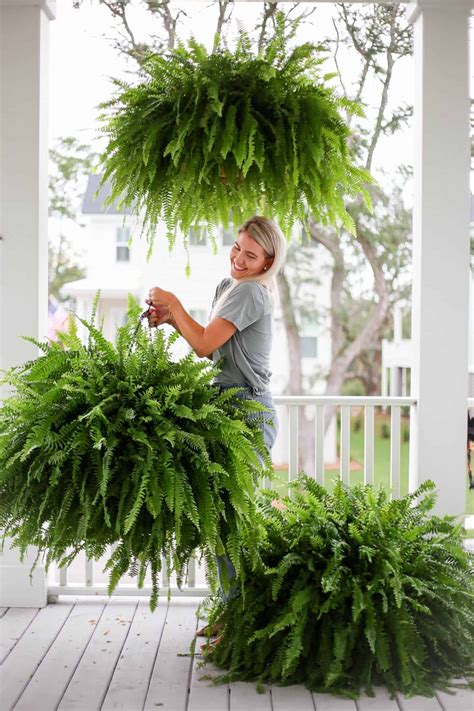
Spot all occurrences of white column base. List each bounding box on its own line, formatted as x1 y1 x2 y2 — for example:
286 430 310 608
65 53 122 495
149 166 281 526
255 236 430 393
0 538 47 607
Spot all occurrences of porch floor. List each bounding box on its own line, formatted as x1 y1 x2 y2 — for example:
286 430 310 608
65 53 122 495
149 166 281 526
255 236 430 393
0 598 472 711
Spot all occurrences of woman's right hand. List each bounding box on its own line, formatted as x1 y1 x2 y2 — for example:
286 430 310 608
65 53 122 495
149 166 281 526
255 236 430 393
147 306 171 328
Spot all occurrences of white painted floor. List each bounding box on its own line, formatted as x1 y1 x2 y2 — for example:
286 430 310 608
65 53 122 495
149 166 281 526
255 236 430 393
0 598 472 711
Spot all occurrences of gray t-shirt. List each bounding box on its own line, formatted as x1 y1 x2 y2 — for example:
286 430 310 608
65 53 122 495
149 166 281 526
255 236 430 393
211 278 273 393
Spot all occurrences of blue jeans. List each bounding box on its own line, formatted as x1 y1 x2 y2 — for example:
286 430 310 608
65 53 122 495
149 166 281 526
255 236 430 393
216 384 278 601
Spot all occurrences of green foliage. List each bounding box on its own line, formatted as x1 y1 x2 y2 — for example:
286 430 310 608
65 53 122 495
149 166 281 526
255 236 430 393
381 422 390 439
0 298 271 611
205 477 474 697
97 17 372 252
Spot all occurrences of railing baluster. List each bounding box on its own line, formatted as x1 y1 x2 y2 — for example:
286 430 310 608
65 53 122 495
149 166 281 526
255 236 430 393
390 405 401 499
288 405 299 485
85 557 93 587
58 567 67 587
314 404 325 485
162 554 169 588
364 405 375 485
187 556 196 588
59 564 68 587
340 406 351 484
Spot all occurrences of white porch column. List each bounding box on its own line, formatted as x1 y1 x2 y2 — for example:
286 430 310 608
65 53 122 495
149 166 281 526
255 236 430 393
0 0 56 606
408 0 472 517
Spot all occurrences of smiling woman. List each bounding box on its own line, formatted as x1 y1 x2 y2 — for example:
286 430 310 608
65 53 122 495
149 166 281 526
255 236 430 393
146 216 287 402
146 215 287 633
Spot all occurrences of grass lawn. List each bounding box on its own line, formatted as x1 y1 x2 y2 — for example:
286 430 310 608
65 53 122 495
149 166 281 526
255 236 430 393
271 412 474 521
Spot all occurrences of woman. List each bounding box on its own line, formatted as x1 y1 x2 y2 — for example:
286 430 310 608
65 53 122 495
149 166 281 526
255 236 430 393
146 215 287 645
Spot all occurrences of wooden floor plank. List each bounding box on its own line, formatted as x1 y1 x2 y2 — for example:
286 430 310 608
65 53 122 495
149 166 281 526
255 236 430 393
101 599 168 711
312 693 357 710
0 607 39 663
2 598 472 711
0 602 72 711
271 684 315 710
395 692 442 710
188 654 229 711
435 678 474 710
57 600 138 711
229 682 272 710
356 687 399 710
14 601 105 711
143 598 199 711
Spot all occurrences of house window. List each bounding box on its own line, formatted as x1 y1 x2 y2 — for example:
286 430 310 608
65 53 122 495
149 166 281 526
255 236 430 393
301 336 318 359
222 226 235 246
188 226 208 246
116 226 130 262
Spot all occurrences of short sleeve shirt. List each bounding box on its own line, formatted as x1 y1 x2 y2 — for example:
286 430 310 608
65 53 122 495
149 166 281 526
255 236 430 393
211 278 273 393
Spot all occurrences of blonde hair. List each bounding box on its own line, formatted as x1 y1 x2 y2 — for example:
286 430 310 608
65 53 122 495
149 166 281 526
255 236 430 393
211 215 287 318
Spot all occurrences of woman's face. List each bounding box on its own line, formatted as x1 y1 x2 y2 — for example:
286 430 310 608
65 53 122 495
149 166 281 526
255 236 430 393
230 230 273 280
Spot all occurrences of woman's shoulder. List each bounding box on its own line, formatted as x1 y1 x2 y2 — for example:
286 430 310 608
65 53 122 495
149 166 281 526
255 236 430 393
235 280 271 301
217 277 233 291
213 277 233 299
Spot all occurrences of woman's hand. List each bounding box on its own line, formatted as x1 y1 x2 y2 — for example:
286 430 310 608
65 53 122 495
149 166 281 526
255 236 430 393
147 286 177 311
147 306 171 328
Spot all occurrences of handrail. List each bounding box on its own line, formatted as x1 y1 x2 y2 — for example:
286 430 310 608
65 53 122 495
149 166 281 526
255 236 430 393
273 395 417 406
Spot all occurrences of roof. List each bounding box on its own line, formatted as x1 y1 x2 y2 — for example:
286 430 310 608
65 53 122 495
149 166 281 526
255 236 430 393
82 174 134 215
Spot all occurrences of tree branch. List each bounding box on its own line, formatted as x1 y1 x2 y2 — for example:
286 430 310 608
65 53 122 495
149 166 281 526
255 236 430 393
307 219 346 361
257 1 279 54
326 230 390 394
365 6 397 171
213 0 234 51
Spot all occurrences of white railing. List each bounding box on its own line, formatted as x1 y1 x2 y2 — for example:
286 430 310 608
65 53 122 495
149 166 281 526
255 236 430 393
274 395 416 497
48 395 417 600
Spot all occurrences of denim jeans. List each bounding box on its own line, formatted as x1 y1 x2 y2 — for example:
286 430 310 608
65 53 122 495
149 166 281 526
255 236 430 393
216 383 278 601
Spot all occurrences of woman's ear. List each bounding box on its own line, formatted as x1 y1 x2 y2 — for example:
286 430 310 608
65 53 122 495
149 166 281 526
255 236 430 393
263 258 274 272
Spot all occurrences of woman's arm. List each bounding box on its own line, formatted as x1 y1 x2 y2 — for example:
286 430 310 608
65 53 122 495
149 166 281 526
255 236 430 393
147 288 236 358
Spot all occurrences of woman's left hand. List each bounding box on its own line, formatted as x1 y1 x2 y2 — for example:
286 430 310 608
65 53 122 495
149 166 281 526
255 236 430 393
146 287 177 311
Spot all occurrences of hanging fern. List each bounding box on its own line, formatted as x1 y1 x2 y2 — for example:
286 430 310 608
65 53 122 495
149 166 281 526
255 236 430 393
204 477 474 698
97 14 372 253
0 297 271 611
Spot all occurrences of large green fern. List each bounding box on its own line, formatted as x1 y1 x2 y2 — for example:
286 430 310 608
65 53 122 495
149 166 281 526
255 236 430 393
97 14 372 252
0 297 271 611
204 477 474 698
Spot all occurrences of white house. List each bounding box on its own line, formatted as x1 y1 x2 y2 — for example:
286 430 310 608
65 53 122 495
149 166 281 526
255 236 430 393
62 174 338 465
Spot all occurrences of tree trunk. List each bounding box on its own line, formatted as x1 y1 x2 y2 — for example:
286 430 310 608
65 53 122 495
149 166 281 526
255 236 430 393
277 269 315 476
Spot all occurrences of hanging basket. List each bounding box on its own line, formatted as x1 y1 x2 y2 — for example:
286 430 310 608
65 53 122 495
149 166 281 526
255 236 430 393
97 21 372 252
0 298 270 611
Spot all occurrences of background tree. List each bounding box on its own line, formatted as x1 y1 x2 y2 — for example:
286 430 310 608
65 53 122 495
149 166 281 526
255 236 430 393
48 136 98 306
271 4 413 471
